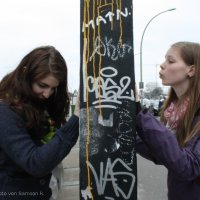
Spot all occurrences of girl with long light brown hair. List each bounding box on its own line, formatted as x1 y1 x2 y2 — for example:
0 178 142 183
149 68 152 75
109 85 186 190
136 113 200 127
136 41 200 200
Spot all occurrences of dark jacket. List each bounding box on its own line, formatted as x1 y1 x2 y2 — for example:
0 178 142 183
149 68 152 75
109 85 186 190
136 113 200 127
0 103 79 200
136 110 200 200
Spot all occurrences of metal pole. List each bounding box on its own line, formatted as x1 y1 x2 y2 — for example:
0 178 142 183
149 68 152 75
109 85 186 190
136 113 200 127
139 8 176 93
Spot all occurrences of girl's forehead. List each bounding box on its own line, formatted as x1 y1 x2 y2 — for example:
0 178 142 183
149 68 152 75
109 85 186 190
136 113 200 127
38 74 59 86
165 47 181 58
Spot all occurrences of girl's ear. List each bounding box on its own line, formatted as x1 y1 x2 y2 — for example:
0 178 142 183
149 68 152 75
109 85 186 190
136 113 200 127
187 65 195 77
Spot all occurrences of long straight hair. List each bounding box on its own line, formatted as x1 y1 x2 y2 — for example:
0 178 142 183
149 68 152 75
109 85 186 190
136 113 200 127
0 46 69 128
160 41 200 147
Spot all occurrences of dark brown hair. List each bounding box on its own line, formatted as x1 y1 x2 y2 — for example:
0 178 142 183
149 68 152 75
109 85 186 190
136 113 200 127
160 41 200 146
0 46 69 128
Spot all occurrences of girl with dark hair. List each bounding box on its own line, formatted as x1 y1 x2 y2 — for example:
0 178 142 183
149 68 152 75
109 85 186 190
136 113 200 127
136 41 200 200
0 46 79 200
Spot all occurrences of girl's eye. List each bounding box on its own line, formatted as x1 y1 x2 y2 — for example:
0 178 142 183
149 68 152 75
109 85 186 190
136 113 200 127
168 60 175 64
36 82 57 92
38 83 47 88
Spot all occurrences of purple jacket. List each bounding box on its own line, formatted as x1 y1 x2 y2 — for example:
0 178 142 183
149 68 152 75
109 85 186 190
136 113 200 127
136 110 200 200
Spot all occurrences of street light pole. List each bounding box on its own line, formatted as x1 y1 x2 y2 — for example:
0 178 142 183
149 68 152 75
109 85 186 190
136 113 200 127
139 8 176 93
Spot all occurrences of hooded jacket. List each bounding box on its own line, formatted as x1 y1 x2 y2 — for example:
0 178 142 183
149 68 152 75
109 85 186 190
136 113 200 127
136 109 200 200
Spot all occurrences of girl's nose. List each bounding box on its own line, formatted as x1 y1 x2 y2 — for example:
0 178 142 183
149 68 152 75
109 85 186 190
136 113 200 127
42 89 52 99
160 62 165 70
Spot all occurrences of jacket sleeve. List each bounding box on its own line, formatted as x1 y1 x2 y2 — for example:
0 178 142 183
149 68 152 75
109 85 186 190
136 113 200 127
0 104 79 177
136 134 162 164
136 110 200 181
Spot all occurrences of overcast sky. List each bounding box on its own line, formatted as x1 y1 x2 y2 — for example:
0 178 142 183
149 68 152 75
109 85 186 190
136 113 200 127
0 0 199 92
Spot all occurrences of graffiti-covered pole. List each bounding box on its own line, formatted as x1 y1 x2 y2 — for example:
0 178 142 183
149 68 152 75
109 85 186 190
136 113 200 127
80 1 137 199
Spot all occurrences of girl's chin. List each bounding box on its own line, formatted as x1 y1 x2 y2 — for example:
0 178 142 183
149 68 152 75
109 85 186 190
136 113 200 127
162 82 170 86
37 96 46 100
35 96 47 103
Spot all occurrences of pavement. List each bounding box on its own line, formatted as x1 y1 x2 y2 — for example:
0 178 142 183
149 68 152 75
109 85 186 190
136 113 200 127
60 140 79 200
60 139 167 200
